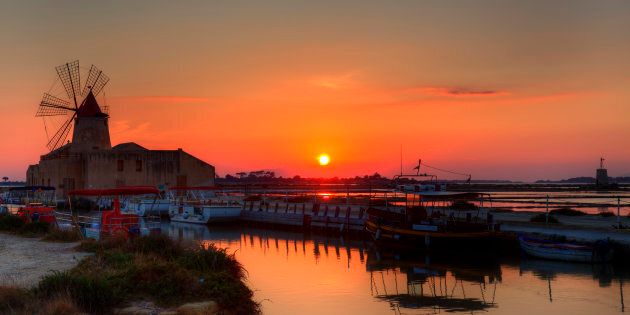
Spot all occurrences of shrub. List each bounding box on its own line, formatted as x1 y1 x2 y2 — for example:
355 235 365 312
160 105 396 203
530 213 559 224
201 271 257 314
58 235 259 313
549 207 586 216
19 221 50 236
77 236 126 253
599 211 615 217
0 214 24 231
44 227 82 242
122 259 200 305
40 293 81 315
127 234 184 259
178 244 245 279
0 286 31 312
36 271 117 313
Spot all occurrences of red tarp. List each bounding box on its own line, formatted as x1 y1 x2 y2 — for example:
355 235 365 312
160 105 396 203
68 186 159 196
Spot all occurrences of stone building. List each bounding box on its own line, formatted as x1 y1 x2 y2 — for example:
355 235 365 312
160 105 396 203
26 91 215 197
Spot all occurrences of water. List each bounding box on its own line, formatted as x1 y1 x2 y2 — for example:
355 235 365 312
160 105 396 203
163 222 628 315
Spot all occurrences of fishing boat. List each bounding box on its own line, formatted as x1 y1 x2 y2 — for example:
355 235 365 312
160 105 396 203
56 186 161 240
518 235 614 263
168 186 243 224
365 163 498 248
365 193 498 248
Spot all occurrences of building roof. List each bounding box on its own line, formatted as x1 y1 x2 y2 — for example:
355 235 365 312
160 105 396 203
77 90 108 117
112 142 148 151
41 142 72 159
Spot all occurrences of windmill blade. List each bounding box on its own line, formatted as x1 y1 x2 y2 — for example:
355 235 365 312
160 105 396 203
36 93 75 117
55 60 81 107
47 112 76 152
82 64 109 97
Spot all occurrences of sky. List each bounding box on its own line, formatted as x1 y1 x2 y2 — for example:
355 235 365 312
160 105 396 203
1 0 629 181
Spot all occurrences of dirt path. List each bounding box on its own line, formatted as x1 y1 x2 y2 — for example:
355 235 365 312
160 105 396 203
0 233 91 288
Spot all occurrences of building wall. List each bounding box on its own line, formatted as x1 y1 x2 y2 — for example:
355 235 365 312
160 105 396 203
27 148 214 198
596 168 609 186
27 154 84 197
83 149 214 190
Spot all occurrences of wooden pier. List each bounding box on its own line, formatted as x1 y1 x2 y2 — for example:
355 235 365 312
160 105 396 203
239 199 368 233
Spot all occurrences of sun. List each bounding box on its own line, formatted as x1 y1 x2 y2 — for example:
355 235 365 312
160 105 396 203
318 154 330 166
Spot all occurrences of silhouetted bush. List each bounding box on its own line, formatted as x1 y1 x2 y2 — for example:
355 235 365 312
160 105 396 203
530 213 559 224
451 200 479 211
549 207 586 216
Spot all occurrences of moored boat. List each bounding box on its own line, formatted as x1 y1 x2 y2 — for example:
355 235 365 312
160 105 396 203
365 185 499 248
56 186 162 240
168 186 243 224
518 235 614 263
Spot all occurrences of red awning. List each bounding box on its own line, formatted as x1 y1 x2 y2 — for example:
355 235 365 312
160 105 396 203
68 186 160 196
168 186 218 191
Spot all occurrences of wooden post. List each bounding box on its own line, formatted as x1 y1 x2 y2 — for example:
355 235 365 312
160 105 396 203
545 195 549 225
618 197 621 229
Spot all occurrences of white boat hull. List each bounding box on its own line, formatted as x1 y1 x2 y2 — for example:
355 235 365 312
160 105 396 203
168 204 242 224
519 236 613 263
122 199 171 217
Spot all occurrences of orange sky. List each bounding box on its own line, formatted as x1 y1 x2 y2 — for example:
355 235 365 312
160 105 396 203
1 1 629 181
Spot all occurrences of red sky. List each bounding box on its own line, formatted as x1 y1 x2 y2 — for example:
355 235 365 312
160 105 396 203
1 1 629 181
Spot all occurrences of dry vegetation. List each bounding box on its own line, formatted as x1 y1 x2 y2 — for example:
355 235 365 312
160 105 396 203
0 220 259 314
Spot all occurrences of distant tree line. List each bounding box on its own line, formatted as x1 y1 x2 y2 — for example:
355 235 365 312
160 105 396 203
536 176 630 184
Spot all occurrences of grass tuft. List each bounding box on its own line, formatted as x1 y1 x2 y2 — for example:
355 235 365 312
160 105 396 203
44 227 82 242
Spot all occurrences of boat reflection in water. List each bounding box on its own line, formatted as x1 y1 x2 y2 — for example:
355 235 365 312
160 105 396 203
366 248 502 313
160 222 628 315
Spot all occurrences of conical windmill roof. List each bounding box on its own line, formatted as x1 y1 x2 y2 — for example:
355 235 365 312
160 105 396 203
77 90 108 117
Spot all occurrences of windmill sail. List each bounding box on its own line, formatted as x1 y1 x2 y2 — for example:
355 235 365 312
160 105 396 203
82 65 110 97
36 93 73 116
46 113 76 151
55 60 81 107
38 60 111 152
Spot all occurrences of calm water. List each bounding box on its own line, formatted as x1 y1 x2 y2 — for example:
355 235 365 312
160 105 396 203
163 222 628 315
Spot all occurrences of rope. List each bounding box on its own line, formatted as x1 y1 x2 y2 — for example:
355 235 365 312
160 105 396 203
43 118 50 141
420 162 471 178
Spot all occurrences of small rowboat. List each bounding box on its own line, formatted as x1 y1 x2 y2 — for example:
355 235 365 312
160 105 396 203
518 235 614 263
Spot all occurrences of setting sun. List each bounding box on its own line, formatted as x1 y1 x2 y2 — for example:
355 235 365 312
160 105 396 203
318 154 330 166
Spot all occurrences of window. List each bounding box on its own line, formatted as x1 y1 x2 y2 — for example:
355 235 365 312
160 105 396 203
136 160 142 172
117 160 124 172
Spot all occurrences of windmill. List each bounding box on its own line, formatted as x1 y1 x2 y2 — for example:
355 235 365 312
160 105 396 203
35 60 110 152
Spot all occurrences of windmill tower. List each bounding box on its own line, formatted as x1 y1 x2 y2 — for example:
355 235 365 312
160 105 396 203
36 60 111 152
